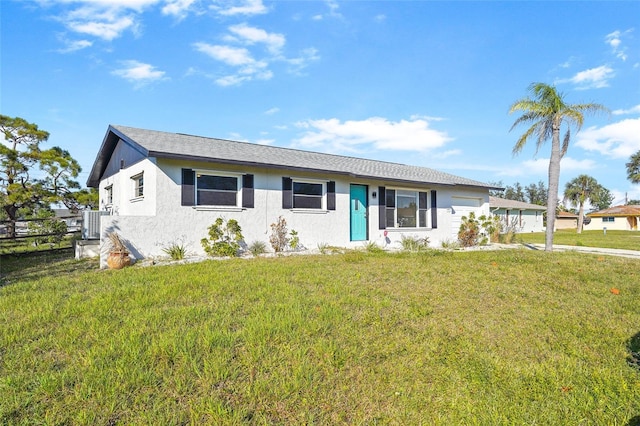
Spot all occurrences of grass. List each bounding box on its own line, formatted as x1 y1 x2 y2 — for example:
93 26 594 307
1 249 639 424
518 229 640 251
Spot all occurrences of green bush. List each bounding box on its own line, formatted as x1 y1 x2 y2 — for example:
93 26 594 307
162 242 188 260
201 217 244 257
248 240 267 257
400 235 430 252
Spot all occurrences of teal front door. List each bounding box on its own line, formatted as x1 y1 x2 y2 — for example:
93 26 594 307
350 184 368 241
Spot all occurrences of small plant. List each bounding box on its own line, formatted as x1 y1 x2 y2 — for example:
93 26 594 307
248 240 267 257
269 216 290 253
457 212 492 247
107 232 128 254
317 242 329 254
441 238 461 250
162 242 188 260
363 241 384 253
400 235 430 252
201 217 244 257
289 229 300 251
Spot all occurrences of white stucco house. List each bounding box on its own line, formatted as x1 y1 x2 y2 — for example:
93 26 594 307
583 205 640 231
489 196 546 233
87 125 499 266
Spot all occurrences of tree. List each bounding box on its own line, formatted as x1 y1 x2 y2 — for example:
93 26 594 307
525 180 547 206
509 83 608 251
504 182 525 202
627 150 640 184
563 174 606 233
0 115 86 237
591 186 614 211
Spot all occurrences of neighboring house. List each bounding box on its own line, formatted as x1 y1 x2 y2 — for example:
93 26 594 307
583 205 640 231
489 196 546 233
555 211 579 230
87 125 498 266
53 208 82 232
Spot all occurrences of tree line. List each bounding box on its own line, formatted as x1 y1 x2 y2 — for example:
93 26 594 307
1 115 97 238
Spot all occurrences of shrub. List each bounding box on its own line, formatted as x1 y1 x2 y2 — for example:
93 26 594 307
201 217 244 257
162 242 188 260
289 230 300 251
363 241 384 253
458 212 492 247
248 240 267 257
400 235 430 252
317 242 329 254
270 216 297 252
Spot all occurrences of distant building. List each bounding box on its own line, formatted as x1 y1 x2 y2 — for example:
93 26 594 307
583 205 640 231
489 196 546 233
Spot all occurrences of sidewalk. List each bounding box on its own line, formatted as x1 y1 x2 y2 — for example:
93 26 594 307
523 243 640 260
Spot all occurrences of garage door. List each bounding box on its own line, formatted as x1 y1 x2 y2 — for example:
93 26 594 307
451 197 482 238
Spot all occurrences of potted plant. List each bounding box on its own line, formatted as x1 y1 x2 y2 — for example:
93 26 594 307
106 232 131 269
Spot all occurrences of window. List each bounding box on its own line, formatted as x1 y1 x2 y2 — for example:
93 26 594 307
132 173 144 198
196 173 238 206
602 216 615 223
384 189 429 228
293 181 323 209
105 185 113 205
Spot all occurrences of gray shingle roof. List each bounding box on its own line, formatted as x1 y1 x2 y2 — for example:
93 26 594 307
87 124 498 189
489 196 547 211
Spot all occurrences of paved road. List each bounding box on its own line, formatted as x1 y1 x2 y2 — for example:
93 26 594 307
524 243 640 260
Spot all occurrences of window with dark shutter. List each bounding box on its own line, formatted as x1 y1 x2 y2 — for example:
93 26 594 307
378 186 386 229
181 169 195 206
327 181 336 210
385 189 396 228
282 177 293 209
197 174 237 206
242 174 254 208
419 191 428 227
430 190 437 229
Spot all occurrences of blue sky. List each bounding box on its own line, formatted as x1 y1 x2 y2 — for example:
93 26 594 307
3 0 640 206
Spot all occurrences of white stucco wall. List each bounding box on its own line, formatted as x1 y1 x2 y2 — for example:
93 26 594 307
583 216 637 231
98 157 490 266
492 208 544 233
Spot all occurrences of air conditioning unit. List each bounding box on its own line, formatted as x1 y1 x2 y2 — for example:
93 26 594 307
82 210 110 240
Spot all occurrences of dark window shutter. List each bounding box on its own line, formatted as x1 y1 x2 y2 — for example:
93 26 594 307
378 186 386 229
430 190 438 229
282 177 293 209
181 168 195 206
327 181 336 210
242 174 254 208
419 192 428 227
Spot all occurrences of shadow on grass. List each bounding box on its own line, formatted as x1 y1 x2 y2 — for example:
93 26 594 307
0 249 99 287
627 332 640 426
629 332 640 372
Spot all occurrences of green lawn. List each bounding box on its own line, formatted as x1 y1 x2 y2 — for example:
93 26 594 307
1 250 639 424
518 229 640 251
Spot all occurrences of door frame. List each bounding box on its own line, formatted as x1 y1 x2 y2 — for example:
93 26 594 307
350 184 369 241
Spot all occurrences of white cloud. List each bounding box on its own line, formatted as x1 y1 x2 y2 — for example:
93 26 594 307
286 47 320 74
293 117 453 153
57 38 93 53
112 60 167 86
228 24 285 55
264 107 280 115
556 65 615 89
255 138 275 145
575 118 640 159
194 43 255 66
605 29 632 61
217 0 267 16
612 104 640 116
161 0 196 19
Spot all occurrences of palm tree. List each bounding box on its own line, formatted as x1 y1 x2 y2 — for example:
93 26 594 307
509 83 608 251
627 150 640 184
563 174 602 234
